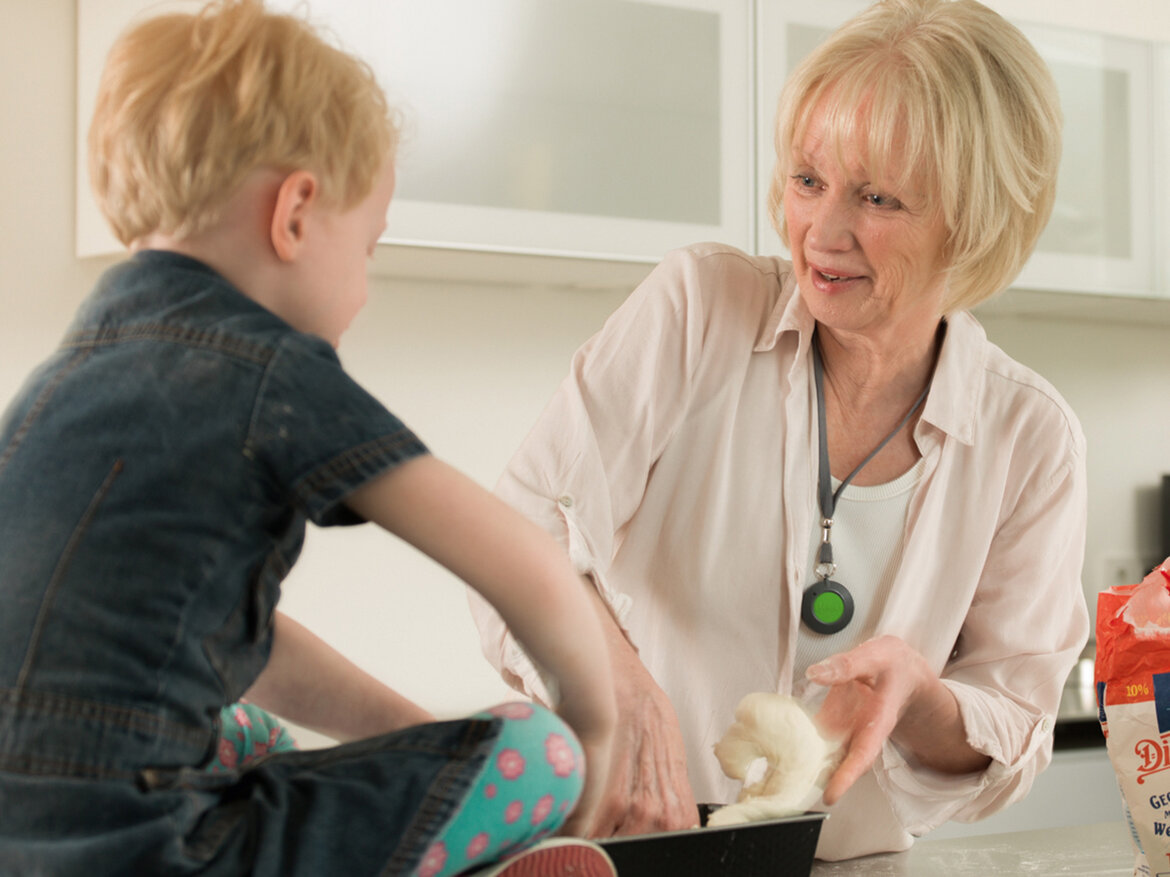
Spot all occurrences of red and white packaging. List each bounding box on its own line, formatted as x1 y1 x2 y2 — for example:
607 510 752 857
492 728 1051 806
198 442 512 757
1097 558 1170 876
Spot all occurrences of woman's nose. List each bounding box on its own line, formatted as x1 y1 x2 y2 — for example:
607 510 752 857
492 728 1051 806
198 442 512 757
806 197 855 252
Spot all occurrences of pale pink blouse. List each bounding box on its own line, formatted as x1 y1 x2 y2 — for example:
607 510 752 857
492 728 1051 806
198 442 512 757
470 243 1089 860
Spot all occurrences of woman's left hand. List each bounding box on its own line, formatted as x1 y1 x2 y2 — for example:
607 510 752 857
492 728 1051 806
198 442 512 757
807 635 989 806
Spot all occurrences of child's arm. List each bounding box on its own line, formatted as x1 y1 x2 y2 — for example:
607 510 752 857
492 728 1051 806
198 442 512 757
244 610 435 742
345 455 617 836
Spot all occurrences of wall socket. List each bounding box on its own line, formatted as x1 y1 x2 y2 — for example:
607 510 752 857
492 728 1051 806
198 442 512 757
1103 554 1147 590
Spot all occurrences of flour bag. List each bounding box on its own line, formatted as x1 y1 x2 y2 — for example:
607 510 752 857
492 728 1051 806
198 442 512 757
1096 558 1170 876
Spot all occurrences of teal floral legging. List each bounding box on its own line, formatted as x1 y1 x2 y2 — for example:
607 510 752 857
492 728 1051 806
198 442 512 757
210 701 586 877
414 702 586 876
208 701 299 772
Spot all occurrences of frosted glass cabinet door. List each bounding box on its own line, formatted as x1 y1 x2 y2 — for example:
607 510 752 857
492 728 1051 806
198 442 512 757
295 0 752 263
77 0 751 264
1013 24 1156 297
754 1 1161 299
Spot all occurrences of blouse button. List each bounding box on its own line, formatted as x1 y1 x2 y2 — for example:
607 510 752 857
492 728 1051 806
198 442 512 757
558 495 574 508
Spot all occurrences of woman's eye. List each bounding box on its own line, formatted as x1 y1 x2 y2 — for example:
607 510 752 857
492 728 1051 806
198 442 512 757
864 192 901 210
791 174 818 189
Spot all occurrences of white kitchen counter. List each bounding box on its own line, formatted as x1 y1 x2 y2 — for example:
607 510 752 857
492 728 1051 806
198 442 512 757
809 821 1134 876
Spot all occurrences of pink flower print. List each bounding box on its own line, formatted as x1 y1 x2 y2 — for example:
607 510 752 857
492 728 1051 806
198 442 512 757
216 737 239 770
545 733 576 778
504 800 524 824
466 832 490 859
232 706 253 729
496 748 526 780
490 702 535 720
418 841 448 877
485 783 498 799
531 794 554 825
267 728 283 749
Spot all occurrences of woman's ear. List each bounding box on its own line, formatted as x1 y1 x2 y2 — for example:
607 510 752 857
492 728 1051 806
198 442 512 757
270 170 319 262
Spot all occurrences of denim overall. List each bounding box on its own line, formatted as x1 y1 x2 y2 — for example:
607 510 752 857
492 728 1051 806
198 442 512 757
0 252 501 875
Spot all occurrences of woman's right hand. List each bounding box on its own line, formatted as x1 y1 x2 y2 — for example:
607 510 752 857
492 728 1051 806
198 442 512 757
583 589 699 837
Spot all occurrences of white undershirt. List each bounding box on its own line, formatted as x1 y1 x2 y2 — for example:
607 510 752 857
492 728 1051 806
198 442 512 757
793 458 926 699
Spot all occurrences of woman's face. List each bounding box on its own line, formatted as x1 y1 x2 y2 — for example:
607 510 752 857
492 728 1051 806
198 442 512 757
784 99 949 342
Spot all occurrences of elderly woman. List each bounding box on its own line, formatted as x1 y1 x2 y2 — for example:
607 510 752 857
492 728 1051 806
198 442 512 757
472 0 1088 860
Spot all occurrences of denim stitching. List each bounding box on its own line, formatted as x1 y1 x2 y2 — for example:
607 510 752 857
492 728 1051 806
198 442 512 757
14 458 124 691
380 719 499 875
0 687 211 780
243 336 286 462
0 687 207 742
0 749 139 781
0 349 89 479
65 324 273 366
295 432 427 502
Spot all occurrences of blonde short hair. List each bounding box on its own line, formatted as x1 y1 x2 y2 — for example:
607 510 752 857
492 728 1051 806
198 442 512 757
89 0 397 245
768 0 1062 312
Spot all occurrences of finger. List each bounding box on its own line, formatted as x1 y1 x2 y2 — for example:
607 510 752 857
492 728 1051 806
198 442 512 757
807 649 875 686
823 710 893 804
806 656 848 686
823 747 870 805
809 636 905 686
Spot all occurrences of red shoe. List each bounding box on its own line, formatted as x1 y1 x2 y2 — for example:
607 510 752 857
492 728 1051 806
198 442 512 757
475 838 617 877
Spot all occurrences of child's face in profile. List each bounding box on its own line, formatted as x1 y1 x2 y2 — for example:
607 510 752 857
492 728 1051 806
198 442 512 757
294 160 396 347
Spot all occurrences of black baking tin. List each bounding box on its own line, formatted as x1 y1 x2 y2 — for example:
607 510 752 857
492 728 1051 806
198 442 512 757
598 805 827 877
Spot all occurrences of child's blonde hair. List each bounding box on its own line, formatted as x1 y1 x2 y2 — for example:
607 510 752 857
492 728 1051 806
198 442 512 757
768 0 1062 313
89 0 397 245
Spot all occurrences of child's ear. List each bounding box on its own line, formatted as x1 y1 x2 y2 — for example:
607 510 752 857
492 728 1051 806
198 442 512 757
270 170 319 262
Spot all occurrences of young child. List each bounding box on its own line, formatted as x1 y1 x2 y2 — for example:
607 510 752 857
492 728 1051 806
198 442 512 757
0 2 618 875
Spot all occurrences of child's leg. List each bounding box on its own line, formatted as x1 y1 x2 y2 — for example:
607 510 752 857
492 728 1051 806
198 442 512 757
414 702 585 877
207 701 299 772
93 706 579 875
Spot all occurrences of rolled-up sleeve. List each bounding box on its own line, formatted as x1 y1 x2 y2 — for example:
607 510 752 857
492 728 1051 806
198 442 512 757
877 405 1089 835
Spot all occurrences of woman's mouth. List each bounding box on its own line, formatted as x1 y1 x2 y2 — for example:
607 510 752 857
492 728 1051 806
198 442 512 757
810 268 865 290
814 267 860 283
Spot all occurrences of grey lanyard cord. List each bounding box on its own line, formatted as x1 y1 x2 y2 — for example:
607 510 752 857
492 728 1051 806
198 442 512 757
811 331 933 573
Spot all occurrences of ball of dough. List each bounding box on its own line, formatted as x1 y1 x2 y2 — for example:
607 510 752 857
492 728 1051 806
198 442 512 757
708 692 840 826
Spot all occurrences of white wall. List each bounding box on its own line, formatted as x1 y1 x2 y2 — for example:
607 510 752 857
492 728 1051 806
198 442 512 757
2 1 1168 752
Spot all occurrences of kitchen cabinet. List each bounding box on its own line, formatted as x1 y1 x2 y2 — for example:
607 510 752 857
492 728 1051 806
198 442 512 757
1012 24 1160 299
76 0 753 264
76 1 1169 303
755 0 1170 301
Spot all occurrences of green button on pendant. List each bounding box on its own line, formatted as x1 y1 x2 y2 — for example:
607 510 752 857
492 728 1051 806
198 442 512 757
812 590 845 623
